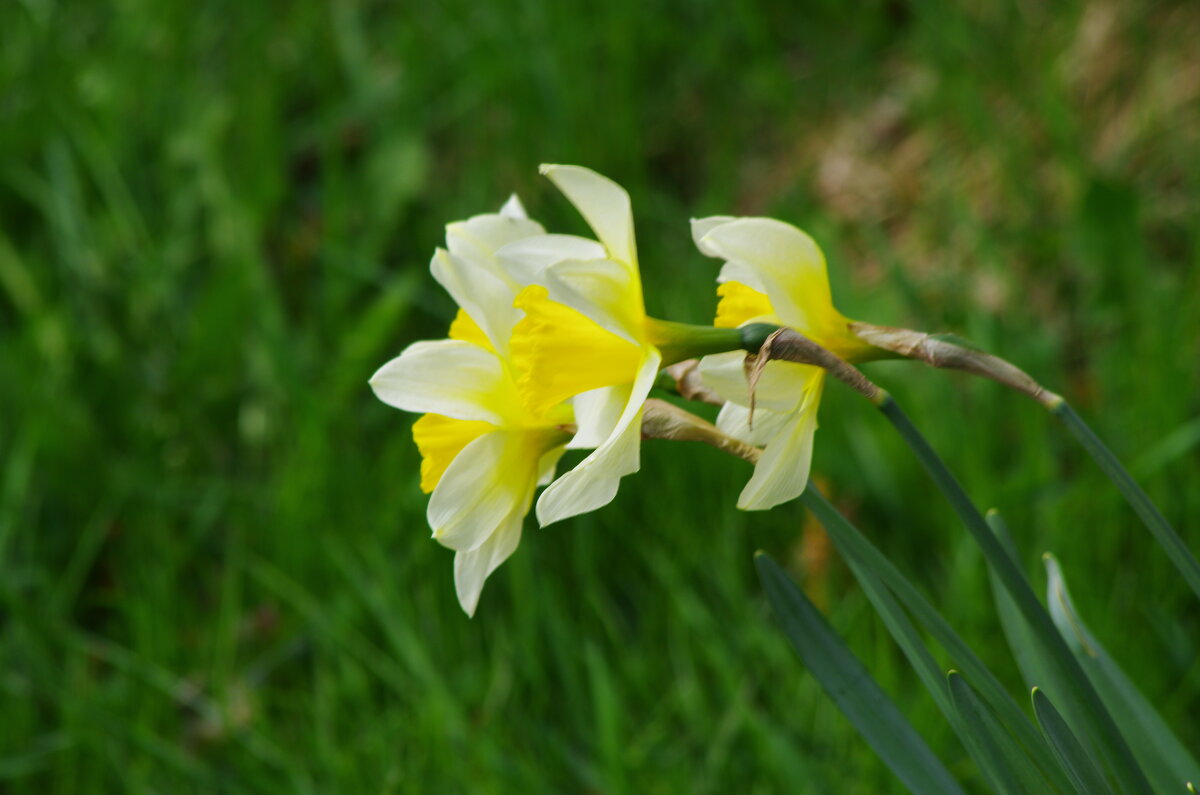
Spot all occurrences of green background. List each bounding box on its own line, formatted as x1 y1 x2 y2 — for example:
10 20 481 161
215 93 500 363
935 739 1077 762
2 0 1197 791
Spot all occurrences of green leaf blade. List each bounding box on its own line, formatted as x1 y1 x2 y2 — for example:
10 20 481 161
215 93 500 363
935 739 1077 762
801 489 1072 793
879 398 1153 794
1045 554 1200 792
755 553 965 795
1052 401 1200 602
947 671 1035 795
1032 687 1115 795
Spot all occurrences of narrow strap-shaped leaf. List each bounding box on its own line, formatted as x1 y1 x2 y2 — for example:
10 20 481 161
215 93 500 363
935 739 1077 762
797 495 957 718
1051 400 1200 602
1045 554 1200 791
877 394 1153 795
1032 687 1115 795
947 671 1032 795
755 553 965 795
801 489 1072 793
986 513 1088 752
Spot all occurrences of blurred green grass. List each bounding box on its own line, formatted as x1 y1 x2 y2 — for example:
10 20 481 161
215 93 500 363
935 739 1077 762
1 0 1197 791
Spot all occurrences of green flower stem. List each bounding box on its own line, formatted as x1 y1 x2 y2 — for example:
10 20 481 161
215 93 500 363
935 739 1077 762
644 318 745 365
737 322 782 353
1050 400 1200 601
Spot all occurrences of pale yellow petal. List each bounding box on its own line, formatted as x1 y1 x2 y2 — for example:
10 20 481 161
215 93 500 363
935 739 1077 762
428 428 566 551
750 360 818 412
494 233 607 287
569 385 627 449
536 445 569 486
412 413 496 493
430 248 520 356
369 339 521 425
453 496 527 617
736 374 824 510
540 164 637 267
445 213 545 268
717 260 768 293
690 216 738 257
428 202 545 356
498 194 529 220
700 218 836 335
535 351 661 526
715 402 791 448
698 352 816 414
697 351 752 403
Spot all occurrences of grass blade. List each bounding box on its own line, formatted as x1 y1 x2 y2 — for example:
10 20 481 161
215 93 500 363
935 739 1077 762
1051 401 1200 602
1045 554 1200 791
877 394 1153 794
1032 687 1115 795
755 553 965 795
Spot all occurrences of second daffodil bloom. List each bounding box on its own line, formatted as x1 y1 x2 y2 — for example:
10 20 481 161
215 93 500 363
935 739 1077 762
693 216 885 510
507 165 744 527
369 196 573 616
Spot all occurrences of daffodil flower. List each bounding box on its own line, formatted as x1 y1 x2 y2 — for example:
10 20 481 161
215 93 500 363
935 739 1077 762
507 166 745 526
693 216 882 510
369 197 573 616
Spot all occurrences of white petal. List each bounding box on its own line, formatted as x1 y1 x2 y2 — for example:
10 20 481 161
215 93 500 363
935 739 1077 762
717 260 768 293
694 218 768 292
700 218 832 333
541 257 643 344
751 361 818 412
540 164 637 267
690 216 738 257
698 352 816 413
716 402 792 447
453 500 525 617
535 350 661 526
537 415 640 525
569 385 628 449
431 209 545 355
736 381 822 510
499 194 528 220
446 213 545 266
427 430 536 551
536 445 569 486
369 339 518 424
494 233 607 286
698 351 751 403
430 248 520 356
